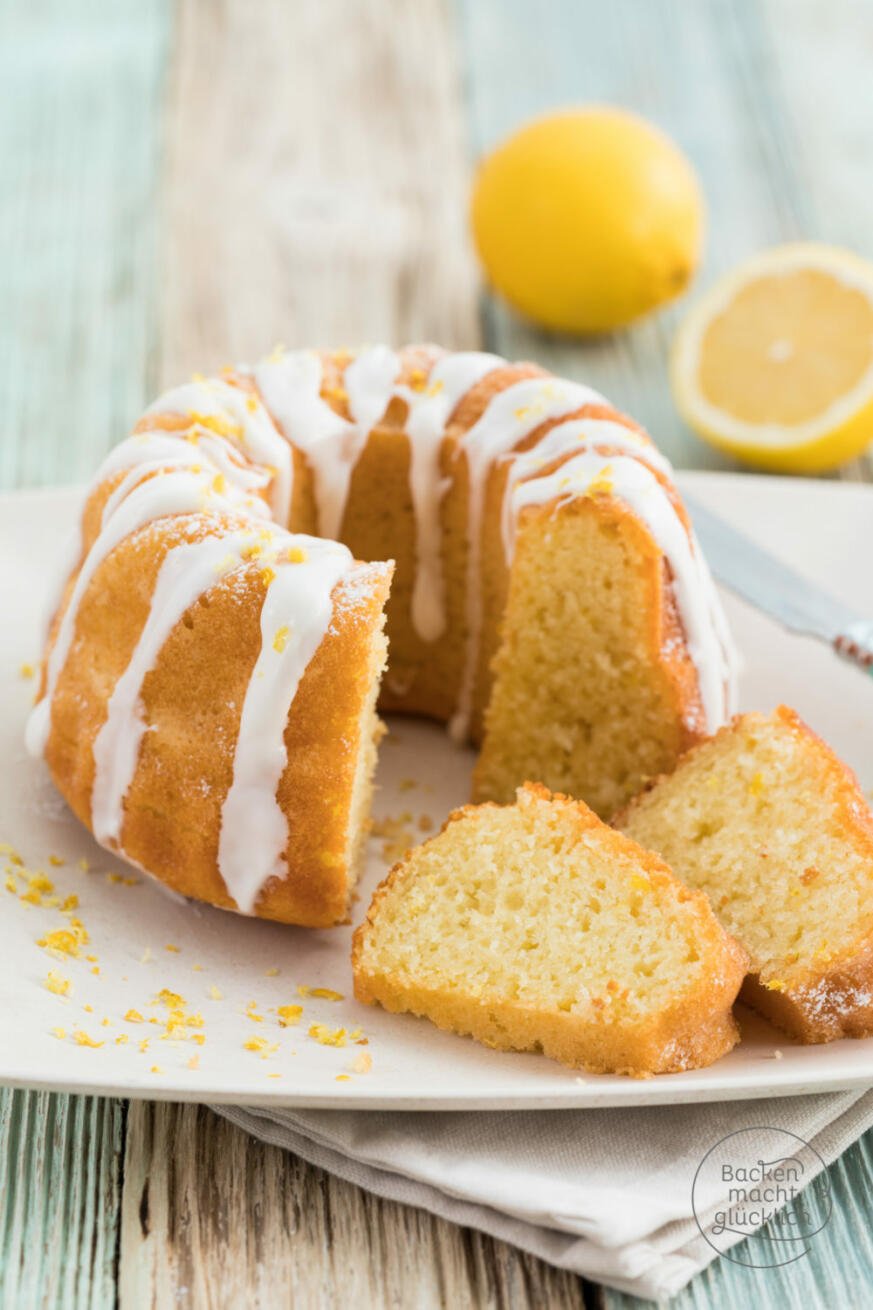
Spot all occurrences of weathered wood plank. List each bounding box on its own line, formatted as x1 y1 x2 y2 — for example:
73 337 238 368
157 0 480 386
0 1 170 1307
120 1102 588 1310
0 1090 124 1310
0 0 170 488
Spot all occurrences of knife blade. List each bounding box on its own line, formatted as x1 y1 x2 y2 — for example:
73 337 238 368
683 493 873 673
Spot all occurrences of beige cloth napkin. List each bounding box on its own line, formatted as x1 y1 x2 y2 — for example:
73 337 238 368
215 1087 873 1300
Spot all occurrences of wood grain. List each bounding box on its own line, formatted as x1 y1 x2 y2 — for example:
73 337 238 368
120 1101 588 1310
0 1 169 1307
157 0 480 386
0 1090 123 1310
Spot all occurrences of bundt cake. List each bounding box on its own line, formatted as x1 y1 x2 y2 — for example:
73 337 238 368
353 783 748 1075
616 706 873 1042
27 345 735 925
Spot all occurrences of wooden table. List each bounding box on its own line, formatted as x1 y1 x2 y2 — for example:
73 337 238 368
2 1 872 1304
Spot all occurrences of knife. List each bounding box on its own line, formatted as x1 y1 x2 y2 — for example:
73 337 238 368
684 494 873 674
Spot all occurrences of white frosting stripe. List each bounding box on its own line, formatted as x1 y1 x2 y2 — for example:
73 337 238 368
449 376 608 741
90 528 257 847
509 453 734 729
146 378 293 523
99 430 272 498
218 537 353 913
256 348 506 643
254 351 358 540
26 467 254 757
398 352 504 642
499 417 671 559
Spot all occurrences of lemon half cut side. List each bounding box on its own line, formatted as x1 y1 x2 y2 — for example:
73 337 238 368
671 243 873 472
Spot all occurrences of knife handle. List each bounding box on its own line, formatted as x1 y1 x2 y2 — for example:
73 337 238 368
834 621 873 673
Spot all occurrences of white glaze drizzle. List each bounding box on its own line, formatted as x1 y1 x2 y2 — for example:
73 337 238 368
145 377 292 523
99 428 272 499
218 535 353 913
396 352 504 641
90 527 258 848
255 347 506 642
499 417 671 560
449 376 608 740
26 466 254 757
253 350 364 540
508 452 734 729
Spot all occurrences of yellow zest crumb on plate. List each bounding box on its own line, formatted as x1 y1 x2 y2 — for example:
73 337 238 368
52 1027 66 1040
164 944 181 953
335 1074 351 1082
45 970 71 997
351 1052 373 1075
73 1030 104 1048
149 1066 163 1075
308 1023 347 1048
264 967 280 977
297 985 344 1001
37 924 88 959
155 989 185 1008
277 1004 303 1027
208 985 223 1000
124 1009 144 1023
187 1055 200 1070
19 662 35 679
243 1036 279 1057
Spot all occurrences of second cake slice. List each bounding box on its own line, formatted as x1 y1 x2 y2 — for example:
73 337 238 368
353 783 747 1076
617 706 873 1042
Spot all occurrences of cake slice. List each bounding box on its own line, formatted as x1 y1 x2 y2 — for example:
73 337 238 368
616 706 873 1042
352 783 747 1076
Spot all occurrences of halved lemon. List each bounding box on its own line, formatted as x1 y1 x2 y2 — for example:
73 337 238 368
671 243 873 471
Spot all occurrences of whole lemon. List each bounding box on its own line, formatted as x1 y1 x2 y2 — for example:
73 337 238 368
471 107 705 335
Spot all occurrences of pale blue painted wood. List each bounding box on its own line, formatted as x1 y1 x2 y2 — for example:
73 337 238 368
0 0 169 492
0 1 170 1306
455 0 873 477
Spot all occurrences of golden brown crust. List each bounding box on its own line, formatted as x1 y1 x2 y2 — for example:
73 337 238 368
352 784 748 1076
43 511 392 927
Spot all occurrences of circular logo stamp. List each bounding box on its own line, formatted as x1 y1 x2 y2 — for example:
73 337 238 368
691 1126 832 1268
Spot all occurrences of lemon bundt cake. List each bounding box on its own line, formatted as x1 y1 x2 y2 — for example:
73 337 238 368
617 706 873 1042
353 784 748 1075
28 346 735 925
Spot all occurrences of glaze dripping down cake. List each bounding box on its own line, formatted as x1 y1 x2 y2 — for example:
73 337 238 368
27 345 735 925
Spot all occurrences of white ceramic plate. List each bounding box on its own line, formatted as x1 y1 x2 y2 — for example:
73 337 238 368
3 473 873 1109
